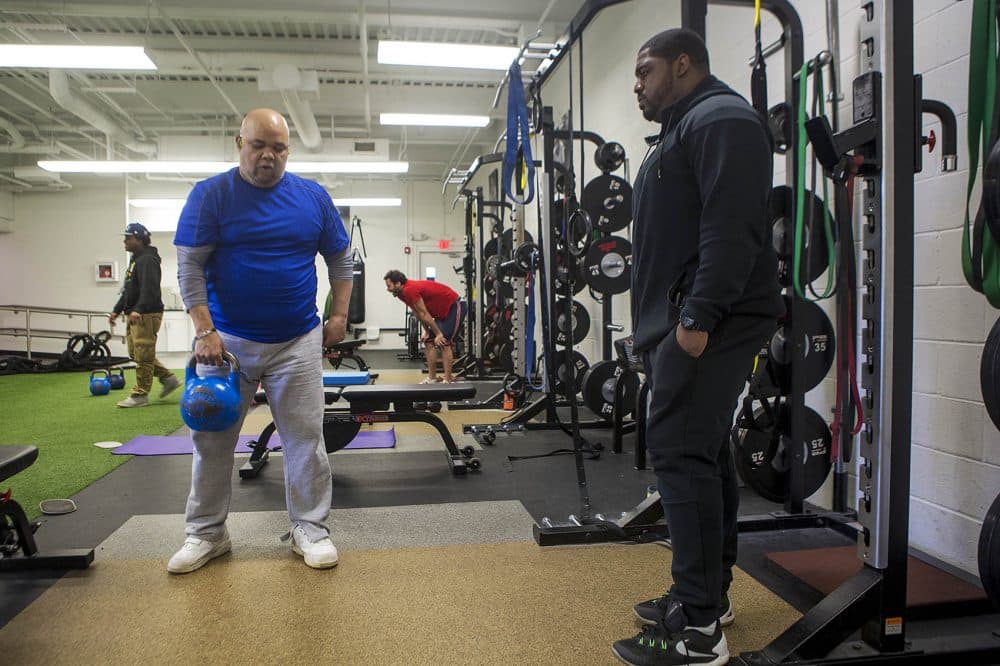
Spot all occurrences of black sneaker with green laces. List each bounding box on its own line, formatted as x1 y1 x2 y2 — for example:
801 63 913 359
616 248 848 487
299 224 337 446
613 599 729 666
633 592 734 627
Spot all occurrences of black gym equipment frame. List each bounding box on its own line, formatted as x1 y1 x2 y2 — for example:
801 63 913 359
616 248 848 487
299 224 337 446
532 0 846 536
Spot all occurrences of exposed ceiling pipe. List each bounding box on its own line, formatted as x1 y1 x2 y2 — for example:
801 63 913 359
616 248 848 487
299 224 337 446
151 0 242 118
279 89 323 151
48 70 157 154
0 116 25 150
359 0 372 136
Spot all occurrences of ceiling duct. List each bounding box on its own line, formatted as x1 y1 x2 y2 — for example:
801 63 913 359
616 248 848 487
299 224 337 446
260 65 323 152
48 70 156 155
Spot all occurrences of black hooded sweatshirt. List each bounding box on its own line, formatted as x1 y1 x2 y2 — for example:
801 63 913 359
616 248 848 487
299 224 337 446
113 245 165 315
630 75 784 353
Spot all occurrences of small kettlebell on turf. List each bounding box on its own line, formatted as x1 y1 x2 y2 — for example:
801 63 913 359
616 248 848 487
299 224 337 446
180 351 242 432
90 369 111 396
108 367 126 390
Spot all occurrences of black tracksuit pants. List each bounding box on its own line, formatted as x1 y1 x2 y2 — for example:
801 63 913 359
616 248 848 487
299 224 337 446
643 313 776 627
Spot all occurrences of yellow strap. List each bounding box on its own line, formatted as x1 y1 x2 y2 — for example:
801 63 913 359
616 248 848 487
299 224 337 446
754 0 761 28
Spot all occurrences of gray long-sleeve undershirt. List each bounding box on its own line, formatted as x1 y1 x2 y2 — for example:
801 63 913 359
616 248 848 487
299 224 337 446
176 245 355 311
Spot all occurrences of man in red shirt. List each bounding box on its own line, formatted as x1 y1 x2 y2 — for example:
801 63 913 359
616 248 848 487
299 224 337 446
384 270 466 382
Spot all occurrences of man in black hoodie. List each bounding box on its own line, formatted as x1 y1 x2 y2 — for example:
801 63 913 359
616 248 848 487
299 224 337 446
612 29 784 666
108 223 180 408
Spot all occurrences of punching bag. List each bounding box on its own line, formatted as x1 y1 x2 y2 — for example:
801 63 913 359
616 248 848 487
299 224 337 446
348 250 365 324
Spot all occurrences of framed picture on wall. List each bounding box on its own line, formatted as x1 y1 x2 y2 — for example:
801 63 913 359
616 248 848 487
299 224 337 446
95 260 119 282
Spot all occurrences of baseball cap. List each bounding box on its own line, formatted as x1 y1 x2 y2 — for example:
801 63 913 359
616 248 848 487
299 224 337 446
123 222 150 239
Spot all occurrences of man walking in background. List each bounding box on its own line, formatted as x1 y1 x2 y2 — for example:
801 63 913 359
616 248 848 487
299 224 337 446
108 222 180 408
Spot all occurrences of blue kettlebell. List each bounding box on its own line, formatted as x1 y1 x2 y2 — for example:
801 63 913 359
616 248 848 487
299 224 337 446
90 369 111 396
108 367 126 390
180 351 242 432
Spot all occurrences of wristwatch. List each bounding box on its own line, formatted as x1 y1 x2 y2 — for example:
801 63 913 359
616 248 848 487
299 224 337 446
194 328 218 340
679 314 707 332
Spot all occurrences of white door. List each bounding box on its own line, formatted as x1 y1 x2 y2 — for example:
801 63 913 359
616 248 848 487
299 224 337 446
418 249 466 298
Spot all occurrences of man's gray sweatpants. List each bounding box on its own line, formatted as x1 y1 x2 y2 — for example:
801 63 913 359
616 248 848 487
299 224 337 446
184 325 332 542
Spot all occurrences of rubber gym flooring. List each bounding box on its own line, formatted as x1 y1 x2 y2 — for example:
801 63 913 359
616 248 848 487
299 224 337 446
1 350 997 664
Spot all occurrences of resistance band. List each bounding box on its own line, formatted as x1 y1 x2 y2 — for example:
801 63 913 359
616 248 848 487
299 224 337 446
964 0 1000 306
793 58 837 301
503 61 535 205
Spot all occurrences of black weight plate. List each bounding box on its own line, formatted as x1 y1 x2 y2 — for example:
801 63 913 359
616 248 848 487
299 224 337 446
323 416 362 453
583 235 632 295
553 349 589 395
981 316 1000 432
484 275 514 301
485 254 501 278
594 141 626 173
582 360 640 421
770 185 831 287
582 173 633 232
553 237 586 295
554 299 590 346
484 228 534 260
769 296 835 395
767 103 791 154
733 404 832 503
485 341 515 373
979 491 1000 610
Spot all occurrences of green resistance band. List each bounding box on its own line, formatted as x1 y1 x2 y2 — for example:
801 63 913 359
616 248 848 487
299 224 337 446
964 0 1000 306
794 60 837 302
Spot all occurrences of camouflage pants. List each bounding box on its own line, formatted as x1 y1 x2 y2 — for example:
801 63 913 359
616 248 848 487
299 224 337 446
125 313 172 396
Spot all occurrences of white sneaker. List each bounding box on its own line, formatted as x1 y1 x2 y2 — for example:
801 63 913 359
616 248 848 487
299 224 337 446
290 525 339 569
167 531 232 574
159 375 182 399
117 394 149 408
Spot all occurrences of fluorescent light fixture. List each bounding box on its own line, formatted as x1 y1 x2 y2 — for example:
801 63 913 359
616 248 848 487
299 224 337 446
380 113 490 128
377 40 518 70
334 198 402 207
39 161 409 174
0 45 156 70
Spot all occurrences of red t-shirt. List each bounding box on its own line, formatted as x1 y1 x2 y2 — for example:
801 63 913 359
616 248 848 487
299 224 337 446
398 279 459 320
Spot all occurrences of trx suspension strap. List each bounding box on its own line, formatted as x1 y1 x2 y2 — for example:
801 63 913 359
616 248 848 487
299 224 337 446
503 61 535 205
750 0 768 118
964 0 1000 306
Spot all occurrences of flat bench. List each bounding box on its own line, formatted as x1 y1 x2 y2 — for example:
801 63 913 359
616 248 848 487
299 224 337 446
0 445 94 571
240 382 479 479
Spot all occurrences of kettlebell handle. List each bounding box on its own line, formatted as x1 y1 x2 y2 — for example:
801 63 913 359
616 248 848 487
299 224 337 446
91 369 109 378
185 350 241 376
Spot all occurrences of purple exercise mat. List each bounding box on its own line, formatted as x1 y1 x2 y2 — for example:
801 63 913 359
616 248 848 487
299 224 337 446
112 428 396 455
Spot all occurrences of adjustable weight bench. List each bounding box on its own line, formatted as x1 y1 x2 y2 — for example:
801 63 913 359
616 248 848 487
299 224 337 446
240 382 479 479
0 445 94 571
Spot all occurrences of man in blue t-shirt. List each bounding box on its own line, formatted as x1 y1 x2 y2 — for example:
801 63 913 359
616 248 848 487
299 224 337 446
170 108 353 574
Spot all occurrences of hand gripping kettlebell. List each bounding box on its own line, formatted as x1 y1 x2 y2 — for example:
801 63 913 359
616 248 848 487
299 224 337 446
180 351 242 432
90 369 111 396
108 367 126 390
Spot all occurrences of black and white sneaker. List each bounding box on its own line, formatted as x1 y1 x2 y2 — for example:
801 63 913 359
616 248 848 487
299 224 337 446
634 592 735 627
614 600 729 666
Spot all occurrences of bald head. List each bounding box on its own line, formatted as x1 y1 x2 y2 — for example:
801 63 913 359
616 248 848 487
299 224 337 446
236 108 290 188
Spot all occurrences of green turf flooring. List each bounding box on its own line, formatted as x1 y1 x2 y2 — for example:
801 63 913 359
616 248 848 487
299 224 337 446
0 370 184 518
